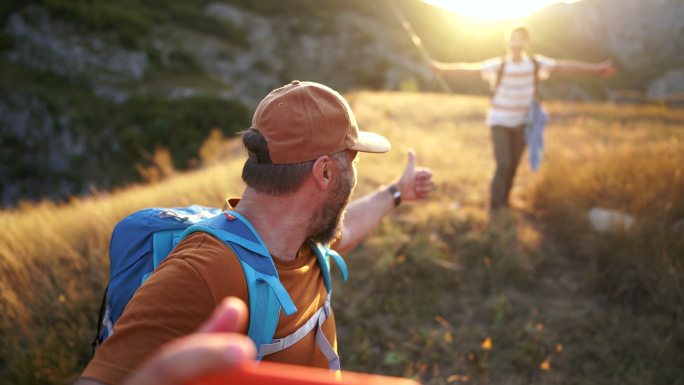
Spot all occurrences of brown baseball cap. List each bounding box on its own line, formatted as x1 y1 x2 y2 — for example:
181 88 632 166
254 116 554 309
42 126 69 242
250 80 391 164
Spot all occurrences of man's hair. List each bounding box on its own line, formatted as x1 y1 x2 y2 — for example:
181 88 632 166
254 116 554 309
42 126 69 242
241 129 348 195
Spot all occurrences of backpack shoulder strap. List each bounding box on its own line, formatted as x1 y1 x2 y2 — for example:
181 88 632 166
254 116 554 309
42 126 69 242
491 56 507 99
179 212 348 365
531 55 541 100
493 56 541 100
308 240 348 293
259 241 347 370
179 211 297 358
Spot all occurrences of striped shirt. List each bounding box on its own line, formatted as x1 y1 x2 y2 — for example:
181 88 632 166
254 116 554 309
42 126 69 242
481 54 556 128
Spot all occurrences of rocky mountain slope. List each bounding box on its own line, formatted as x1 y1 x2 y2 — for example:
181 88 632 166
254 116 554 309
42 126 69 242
1 0 682 206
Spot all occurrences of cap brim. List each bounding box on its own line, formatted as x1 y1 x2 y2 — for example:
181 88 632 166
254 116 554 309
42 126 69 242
350 130 391 153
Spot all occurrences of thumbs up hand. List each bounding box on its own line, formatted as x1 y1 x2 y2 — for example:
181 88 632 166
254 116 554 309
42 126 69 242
395 149 433 202
599 59 616 78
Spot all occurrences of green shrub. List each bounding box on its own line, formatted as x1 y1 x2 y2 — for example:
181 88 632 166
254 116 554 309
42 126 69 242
30 0 249 50
0 62 250 204
0 0 26 25
111 95 250 171
0 31 13 51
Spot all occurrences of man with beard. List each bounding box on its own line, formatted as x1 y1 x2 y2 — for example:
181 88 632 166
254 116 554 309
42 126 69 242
78 81 433 385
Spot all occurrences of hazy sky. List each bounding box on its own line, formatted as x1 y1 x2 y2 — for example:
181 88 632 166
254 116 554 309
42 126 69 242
422 0 582 20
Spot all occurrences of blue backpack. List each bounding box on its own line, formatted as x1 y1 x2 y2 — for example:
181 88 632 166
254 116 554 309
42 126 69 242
93 205 348 369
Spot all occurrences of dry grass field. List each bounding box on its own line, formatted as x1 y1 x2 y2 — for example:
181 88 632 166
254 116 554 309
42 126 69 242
1 92 683 384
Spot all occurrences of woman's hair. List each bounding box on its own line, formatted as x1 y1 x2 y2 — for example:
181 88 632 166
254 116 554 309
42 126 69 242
506 25 531 41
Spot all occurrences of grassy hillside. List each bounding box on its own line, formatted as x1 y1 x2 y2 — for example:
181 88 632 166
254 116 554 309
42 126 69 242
4 0 679 206
1 92 683 384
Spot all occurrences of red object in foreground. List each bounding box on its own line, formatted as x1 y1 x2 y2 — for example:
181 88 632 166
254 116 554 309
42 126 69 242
185 361 421 385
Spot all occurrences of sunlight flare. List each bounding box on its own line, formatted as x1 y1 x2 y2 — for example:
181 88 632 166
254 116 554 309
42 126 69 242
422 0 581 20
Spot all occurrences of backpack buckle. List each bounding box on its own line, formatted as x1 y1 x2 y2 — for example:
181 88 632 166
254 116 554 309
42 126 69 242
159 209 189 222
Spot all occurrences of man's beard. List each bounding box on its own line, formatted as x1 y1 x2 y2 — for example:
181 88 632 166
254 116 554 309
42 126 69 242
309 169 354 245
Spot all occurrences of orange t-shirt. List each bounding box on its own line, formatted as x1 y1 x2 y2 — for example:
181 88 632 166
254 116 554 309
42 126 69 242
81 230 337 385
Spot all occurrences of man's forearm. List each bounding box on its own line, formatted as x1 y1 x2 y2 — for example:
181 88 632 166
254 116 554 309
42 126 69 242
554 59 605 75
336 186 396 254
335 150 433 253
431 61 482 77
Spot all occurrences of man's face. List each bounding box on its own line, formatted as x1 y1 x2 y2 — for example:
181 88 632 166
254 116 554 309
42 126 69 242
309 151 357 244
508 30 529 53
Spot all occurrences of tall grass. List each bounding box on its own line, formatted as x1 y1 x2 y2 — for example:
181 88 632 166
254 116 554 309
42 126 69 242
529 137 684 324
0 158 244 383
1 92 683 384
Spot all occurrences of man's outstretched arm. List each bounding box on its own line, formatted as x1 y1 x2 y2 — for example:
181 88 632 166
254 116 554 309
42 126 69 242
335 150 433 254
429 60 483 78
553 58 615 77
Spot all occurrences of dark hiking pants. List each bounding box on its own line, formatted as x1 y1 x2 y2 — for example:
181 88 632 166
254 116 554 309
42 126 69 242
490 124 526 210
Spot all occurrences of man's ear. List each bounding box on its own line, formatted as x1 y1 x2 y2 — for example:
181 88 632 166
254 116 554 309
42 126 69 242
311 156 332 191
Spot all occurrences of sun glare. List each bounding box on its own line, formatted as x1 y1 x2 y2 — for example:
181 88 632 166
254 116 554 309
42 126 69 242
422 0 581 20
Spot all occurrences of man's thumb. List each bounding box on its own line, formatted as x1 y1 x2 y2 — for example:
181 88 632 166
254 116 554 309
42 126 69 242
406 149 416 172
197 297 248 334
